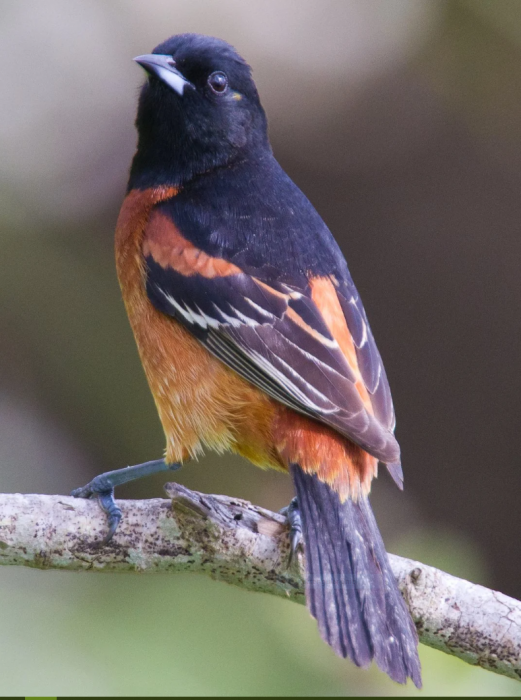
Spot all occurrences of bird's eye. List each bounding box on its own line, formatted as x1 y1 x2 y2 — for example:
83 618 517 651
208 71 228 94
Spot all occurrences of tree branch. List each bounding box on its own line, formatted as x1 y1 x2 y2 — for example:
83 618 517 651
0 486 519 681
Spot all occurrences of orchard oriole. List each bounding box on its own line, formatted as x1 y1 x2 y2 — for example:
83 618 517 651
72 33 421 687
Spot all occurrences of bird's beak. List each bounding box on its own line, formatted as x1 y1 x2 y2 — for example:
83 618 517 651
133 54 190 96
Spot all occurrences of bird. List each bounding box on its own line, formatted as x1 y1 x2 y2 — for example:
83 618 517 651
71 33 421 687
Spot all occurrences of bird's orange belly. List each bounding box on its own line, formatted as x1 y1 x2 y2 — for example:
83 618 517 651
129 297 283 469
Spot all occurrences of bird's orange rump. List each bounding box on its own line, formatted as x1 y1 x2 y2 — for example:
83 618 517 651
272 407 377 501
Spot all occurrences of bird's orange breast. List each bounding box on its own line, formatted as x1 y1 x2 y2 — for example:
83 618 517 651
114 187 282 469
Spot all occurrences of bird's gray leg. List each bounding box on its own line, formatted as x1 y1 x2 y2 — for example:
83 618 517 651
71 459 181 542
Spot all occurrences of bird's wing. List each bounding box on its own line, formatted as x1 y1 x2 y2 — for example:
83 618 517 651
143 207 401 472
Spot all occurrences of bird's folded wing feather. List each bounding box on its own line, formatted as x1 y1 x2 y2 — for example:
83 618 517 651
143 208 401 471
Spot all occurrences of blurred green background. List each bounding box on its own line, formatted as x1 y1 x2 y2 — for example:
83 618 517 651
1 0 521 695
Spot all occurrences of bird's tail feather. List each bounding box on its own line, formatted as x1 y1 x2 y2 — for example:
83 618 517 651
290 464 421 688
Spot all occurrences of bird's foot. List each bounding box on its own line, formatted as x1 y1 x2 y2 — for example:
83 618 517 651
280 497 303 566
71 459 181 543
70 482 122 544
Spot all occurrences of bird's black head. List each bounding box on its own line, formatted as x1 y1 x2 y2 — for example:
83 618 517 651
128 34 270 190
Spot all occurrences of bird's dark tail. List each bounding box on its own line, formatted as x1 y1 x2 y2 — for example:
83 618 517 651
290 464 421 688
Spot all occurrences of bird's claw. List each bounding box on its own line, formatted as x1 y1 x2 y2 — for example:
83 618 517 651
71 482 121 543
97 488 122 543
70 484 94 499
